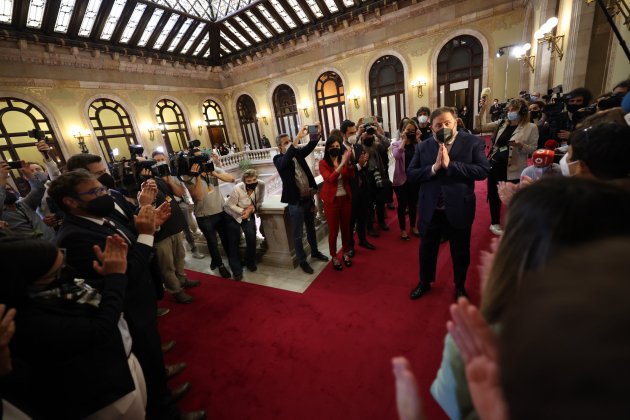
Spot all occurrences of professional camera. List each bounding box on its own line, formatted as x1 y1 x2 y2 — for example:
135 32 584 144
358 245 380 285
27 129 46 141
598 92 624 110
129 144 144 159
573 104 598 122
172 150 212 179
363 124 376 135
152 161 171 178
188 139 201 149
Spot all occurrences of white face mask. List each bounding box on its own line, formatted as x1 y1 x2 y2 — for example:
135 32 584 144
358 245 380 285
625 113 630 127
507 112 520 121
418 115 429 124
347 135 357 145
559 153 579 177
530 95 538 102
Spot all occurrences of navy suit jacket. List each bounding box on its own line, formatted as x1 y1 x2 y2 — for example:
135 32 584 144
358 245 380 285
273 139 319 204
407 132 490 236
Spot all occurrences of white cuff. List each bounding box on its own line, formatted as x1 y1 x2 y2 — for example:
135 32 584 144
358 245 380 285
137 234 154 247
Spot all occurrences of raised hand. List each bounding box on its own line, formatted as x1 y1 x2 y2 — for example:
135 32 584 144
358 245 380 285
190 163 201 176
392 356 425 420
433 146 443 172
19 161 34 179
0 161 9 187
341 149 352 166
0 304 16 376
36 140 51 156
441 144 450 168
134 204 156 235
497 181 519 205
137 180 157 206
93 234 128 276
478 237 501 293
358 151 368 167
154 201 172 227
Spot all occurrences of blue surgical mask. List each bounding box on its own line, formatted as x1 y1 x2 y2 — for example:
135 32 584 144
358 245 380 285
530 95 538 102
507 112 520 121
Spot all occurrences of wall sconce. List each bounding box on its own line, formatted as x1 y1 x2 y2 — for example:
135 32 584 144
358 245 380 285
72 129 90 153
300 102 311 117
147 126 156 140
347 93 360 109
513 43 536 73
535 17 564 60
196 121 205 135
256 113 268 125
411 79 428 98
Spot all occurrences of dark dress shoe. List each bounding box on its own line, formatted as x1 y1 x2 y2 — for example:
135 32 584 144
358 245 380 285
332 258 343 271
233 273 243 281
157 307 170 317
161 340 176 354
300 261 314 274
182 279 200 289
218 265 231 278
174 291 193 304
367 228 380 238
410 283 431 300
247 263 257 272
347 248 355 258
311 251 329 262
166 362 187 379
359 241 376 250
181 411 207 420
342 255 352 267
454 288 468 300
171 381 191 403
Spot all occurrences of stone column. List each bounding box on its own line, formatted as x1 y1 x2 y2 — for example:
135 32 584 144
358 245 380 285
562 0 596 91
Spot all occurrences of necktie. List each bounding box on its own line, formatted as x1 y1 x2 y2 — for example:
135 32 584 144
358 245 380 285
102 218 132 244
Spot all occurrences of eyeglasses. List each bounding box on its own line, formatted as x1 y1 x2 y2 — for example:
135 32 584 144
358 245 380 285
77 186 109 197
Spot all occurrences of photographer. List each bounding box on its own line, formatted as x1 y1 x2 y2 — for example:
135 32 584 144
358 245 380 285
153 151 204 259
556 87 594 141
184 151 239 280
480 98 538 236
356 117 391 236
0 160 55 241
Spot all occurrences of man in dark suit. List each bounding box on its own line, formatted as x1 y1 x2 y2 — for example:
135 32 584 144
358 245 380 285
48 170 206 420
407 107 490 300
340 120 375 255
273 124 329 274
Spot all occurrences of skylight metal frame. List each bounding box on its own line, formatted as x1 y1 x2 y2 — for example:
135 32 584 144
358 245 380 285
26 0 47 29
119 2 147 43
77 0 103 37
100 0 127 40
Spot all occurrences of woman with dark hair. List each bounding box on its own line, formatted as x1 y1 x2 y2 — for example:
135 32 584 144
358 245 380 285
430 177 630 420
392 119 421 240
0 235 147 419
480 98 539 236
319 134 354 270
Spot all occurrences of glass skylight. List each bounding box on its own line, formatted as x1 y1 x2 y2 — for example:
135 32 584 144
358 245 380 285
26 0 46 29
257 5 283 34
167 17 193 51
180 22 205 54
245 10 273 38
192 32 209 55
342 0 354 6
204 48 211 57
220 42 231 53
220 31 241 51
323 0 338 13
146 0 255 22
0 0 13 24
100 0 126 40
234 16 261 42
304 0 324 18
225 21 251 46
287 0 310 24
119 3 146 43
78 0 103 37
54 0 77 33
269 0 296 28
137 9 164 46
152 12 179 49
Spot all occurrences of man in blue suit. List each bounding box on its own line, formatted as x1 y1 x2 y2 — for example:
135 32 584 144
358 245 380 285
407 107 490 300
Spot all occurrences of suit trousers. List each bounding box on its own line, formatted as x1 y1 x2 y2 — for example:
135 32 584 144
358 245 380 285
323 195 352 257
84 353 147 420
349 188 368 247
197 212 240 274
419 210 471 289
287 199 319 263
154 232 187 293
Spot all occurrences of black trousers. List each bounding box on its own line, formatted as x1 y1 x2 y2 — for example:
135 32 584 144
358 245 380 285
419 210 471 289
487 164 518 225
349 187 369 247
394 182 419 231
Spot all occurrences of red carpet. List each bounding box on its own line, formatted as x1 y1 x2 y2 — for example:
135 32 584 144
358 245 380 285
159 179 493 420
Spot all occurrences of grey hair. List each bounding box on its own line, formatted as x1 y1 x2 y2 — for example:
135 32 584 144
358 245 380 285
276 133 290 146
241 168 258 182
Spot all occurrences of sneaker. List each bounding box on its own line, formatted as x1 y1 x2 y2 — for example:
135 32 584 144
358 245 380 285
300 261 314 274
311 251 329 262
217 265 231 278
174 291 193 304
182 279 200 289
191 248 205 259
489 224 504 236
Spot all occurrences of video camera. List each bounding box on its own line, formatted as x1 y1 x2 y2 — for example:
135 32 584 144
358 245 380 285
542 85 571 141
27 129 47 141
172 139 214 180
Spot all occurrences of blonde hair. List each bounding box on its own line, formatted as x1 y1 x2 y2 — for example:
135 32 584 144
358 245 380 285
508 98 530 127
241 168 258 182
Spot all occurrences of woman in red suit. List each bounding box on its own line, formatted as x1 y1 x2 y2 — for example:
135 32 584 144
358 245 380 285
319 134 354 270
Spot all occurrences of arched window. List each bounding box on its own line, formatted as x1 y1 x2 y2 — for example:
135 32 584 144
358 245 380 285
155 99 190 154
315 71 346 139
202 99 230 149
0 97 65 190
236 95 261 149
369 55 405 136
272 84 300 139
436 35 483 121
88 99 139 162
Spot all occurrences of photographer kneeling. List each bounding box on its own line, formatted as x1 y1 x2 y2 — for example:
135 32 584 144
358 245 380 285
182 152 239 280
480 98 538 236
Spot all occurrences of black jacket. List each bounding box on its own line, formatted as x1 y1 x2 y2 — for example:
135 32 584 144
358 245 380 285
2 275 134 419
273 139 319 204
407 132 490 236
153 178 186 242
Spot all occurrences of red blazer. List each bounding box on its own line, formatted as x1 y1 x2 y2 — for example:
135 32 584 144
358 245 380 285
319 158 354 203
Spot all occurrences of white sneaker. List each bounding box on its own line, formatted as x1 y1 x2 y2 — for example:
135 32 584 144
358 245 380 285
489 224 504 236
191 248 205 259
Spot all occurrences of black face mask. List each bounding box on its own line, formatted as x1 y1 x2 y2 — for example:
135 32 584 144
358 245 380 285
245 182 258 191
97 173 116 190
4 191 18 205
435 128 453 143
405 132 417 142
81 195 115 218
328 148 341 157
363 137 375 147
566 104 582 114
530 111 541 120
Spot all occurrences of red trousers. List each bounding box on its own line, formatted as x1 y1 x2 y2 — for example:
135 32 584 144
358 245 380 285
323 195 352 257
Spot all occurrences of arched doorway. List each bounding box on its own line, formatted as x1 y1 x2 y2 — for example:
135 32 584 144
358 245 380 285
202 99 230 149
315 71 346 139
369 55 405 136
236 94 261 149
272 84 300 140
436 35 483 123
